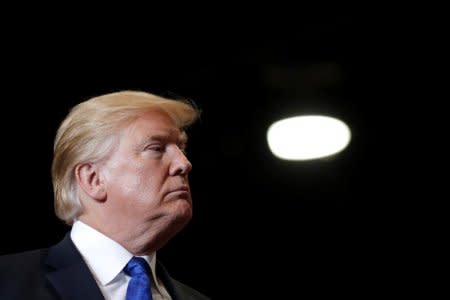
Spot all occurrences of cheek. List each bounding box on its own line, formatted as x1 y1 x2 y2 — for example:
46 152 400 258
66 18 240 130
105 162 146 197
105 158 167 204
128 167 165 202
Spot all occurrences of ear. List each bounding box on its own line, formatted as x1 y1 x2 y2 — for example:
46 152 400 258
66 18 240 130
75 162 107 202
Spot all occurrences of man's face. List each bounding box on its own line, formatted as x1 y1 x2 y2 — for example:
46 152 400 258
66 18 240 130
100 109 193 252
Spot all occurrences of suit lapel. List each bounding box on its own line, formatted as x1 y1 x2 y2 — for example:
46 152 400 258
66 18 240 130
156 260 184 300
45 233 105 300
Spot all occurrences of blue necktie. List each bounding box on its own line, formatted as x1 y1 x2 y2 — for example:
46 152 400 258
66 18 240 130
124 257 153 300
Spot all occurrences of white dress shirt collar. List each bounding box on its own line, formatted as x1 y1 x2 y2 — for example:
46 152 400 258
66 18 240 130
70 220 157 286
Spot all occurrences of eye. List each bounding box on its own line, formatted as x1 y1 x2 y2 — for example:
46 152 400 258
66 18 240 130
147 144 165 152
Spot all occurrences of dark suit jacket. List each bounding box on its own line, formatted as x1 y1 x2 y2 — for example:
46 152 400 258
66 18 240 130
0 233 209 300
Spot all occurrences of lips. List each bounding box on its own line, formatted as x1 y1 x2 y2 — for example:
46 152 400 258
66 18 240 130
169 186 189 193
165 186 190 200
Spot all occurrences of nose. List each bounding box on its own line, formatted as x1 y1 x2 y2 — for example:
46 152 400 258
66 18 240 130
169 146 192 176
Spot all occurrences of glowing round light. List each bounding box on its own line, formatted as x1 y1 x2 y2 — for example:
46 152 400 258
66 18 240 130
267 115 351 160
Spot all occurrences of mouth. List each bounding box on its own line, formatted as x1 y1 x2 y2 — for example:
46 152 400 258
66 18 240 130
173 186 189 192
168 186 189 194
165 186 190 200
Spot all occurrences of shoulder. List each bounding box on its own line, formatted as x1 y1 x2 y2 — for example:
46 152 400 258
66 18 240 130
0 248 50 297
0 248 50 280
0 248 49 270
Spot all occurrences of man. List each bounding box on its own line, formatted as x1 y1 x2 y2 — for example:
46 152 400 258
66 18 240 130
0 90 209 300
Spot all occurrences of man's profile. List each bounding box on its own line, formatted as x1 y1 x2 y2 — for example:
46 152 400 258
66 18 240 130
0 90 209 300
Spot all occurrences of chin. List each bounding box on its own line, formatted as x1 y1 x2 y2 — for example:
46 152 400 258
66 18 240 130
174 203 193 224
162 197 190 222
159 211 191 244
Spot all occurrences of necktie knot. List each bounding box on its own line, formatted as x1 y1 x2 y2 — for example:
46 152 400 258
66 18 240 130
124 257 151 277
124 257 153 300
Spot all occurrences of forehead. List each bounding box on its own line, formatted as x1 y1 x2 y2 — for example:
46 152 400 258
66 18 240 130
124 110 185 140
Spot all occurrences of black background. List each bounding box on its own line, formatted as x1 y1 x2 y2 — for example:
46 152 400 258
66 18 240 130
1 12 425 298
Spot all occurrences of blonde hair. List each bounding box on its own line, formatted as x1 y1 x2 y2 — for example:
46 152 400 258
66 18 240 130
52 90 200 225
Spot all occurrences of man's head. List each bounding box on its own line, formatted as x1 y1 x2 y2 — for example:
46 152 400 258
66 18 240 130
52 91 199 252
